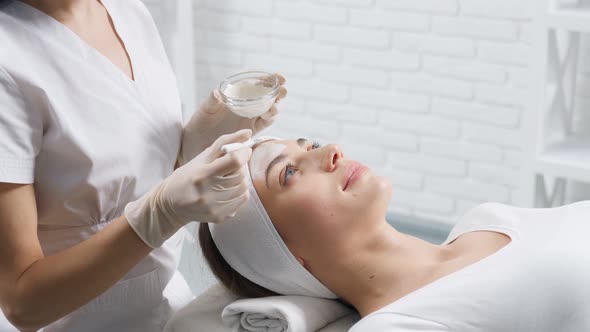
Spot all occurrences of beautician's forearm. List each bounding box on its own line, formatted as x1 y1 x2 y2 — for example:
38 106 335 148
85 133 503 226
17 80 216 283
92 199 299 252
5 216 151 331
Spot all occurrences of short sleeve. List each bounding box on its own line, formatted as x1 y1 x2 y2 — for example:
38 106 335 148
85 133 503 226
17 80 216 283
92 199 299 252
349 312 450 332
443 202 520 245
0 65 43 184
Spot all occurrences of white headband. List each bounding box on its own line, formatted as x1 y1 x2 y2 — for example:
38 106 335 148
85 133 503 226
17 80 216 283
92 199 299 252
209 163 337 299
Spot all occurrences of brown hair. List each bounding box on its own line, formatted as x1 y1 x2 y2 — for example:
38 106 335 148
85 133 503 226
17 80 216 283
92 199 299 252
198 222 278 298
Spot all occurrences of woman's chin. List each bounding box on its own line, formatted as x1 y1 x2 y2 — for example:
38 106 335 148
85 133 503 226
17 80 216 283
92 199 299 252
351 175 391 227
374 174 393 197
360 174 393 209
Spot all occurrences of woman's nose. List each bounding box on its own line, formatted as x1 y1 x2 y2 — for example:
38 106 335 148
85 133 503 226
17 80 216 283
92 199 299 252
322 144 343 172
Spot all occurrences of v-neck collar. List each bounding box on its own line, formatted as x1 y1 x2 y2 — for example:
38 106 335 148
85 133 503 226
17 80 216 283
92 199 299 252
12 0 139 85
98 0 137 83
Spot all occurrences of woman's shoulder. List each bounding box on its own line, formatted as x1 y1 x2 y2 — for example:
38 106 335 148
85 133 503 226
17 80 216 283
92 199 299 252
0 2 32 59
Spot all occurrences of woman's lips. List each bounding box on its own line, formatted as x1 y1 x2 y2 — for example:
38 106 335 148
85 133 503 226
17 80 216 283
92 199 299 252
342 162 368 191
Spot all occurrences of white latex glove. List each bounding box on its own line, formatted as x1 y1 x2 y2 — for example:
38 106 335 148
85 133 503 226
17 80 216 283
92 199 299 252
125 129 253 248
179 73 287 166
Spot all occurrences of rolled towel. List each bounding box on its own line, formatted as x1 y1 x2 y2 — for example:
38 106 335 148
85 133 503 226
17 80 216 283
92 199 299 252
221 296 353 332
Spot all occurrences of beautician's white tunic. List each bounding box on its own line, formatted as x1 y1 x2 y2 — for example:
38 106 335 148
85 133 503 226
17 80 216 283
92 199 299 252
351 201 590 332
0 0 186 330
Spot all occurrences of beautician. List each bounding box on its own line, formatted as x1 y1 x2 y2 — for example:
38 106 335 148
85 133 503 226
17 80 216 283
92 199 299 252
0 0 286 331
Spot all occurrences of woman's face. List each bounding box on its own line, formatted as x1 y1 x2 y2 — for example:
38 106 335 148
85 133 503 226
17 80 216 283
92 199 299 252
248 138 392 268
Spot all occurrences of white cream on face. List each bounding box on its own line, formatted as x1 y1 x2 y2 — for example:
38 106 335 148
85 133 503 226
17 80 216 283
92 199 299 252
249 142 287 181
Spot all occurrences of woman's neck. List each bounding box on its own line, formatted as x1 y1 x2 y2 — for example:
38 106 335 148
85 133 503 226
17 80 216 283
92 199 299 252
319 221 459 317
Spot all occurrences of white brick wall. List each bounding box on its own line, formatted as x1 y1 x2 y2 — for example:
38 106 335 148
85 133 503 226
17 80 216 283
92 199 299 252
377 0 459 14
190 0 538 225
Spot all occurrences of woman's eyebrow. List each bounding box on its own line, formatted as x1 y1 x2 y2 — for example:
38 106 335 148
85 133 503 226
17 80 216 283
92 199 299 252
263 138 308 188
265 154 287 188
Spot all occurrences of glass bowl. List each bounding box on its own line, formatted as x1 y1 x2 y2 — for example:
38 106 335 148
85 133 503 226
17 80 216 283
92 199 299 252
218 71 280 118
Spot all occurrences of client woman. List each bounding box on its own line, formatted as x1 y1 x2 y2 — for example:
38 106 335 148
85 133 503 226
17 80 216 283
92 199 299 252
199 137 590 331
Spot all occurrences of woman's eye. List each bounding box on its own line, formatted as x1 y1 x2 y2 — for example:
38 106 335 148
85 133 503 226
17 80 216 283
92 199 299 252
282 140 320 186
283 163 298 186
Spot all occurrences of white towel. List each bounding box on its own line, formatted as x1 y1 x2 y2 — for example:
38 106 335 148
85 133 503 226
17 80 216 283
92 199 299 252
221 296 353 332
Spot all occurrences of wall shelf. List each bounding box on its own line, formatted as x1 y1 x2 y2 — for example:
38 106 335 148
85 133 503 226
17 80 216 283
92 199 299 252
535 135 590 183
523 0 590 207
547 9 590 32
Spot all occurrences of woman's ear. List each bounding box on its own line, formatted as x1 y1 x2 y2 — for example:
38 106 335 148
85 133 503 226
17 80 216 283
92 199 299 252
295 256 305 267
